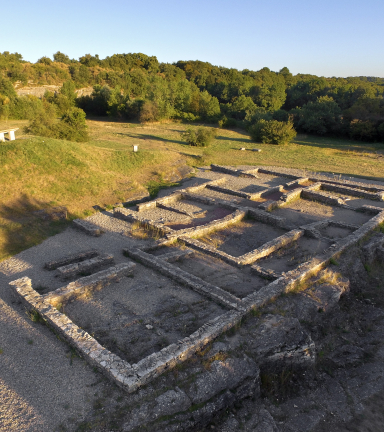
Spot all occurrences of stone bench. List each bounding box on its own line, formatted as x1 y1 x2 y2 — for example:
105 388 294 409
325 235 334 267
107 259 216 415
0 128 19 142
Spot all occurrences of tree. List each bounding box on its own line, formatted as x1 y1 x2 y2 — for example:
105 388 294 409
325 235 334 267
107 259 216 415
294 96 342 135
0 77 17 99
0 94 11 120
230 95 256 120
60 80 77 103
249 120 296 145
38 56 52 65
53 51 71 64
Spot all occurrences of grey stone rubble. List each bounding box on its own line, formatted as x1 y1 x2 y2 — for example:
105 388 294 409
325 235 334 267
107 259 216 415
6 164 384 431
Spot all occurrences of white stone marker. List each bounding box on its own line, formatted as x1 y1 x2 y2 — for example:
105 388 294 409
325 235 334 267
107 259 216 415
133 145 138 152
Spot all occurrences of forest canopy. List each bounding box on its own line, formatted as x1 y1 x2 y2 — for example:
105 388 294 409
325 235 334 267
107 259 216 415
1 51 384 143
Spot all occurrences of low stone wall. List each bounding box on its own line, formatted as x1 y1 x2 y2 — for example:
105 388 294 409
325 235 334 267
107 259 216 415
184 176 227 193
56 253 115 279
137 192 183 212
328 220 359 230
180 237 242 267
278 187 303 206
245 209 384 309
159 249 194 263
123 247 244 310
10 275 246 395
43 263 135 307
73 219 103 236
44 250 99 270
258 200 279 212
246 207 287 228
250 264 280 280
256 168 297 179
239 229 304 265
167 209 247 239
321 183 383 201
301 189 346 206
10 276 138 391
210 165 243 176
136 178 228 212
114 208 174 236
206 184 253 199
357 205 384 215
309 176 384 193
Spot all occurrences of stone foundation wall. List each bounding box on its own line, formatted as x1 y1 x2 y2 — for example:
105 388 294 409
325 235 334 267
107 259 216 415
44 249 99 270
123 247 243 310
43 263 135 307
321 183 383 201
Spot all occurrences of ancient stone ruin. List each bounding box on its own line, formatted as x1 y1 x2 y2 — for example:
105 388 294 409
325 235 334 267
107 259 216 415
6 165 384 431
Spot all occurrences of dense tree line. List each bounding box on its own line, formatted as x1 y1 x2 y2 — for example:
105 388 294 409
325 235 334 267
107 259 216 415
0 50 384 143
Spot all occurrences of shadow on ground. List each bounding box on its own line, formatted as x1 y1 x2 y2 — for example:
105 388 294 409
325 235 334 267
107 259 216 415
0 194 73 261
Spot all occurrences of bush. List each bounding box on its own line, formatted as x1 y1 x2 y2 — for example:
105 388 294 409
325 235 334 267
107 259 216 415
249 119 296 145
24 102 57 137
25 106 89 142
181 127 217 147
55 107 89 142
139 101 158 123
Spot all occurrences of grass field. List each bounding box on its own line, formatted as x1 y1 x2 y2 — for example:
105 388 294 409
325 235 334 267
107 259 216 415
0 117 383 261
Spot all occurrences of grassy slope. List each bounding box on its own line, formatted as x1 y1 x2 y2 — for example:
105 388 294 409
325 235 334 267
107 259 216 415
0 118 383 261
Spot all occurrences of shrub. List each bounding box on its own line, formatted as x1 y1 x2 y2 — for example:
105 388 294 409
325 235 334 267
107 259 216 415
0 94 11 120
139 101 158 123
181 127 217 147
25 106 89 142
24 102 57 137
249 119 296 145
55 107 89 142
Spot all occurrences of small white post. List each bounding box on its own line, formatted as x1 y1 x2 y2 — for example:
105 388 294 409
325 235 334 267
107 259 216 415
8 130 16 141
0 133 4 142
133 145 138 152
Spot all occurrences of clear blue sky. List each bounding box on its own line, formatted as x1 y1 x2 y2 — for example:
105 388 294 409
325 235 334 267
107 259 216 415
2 0 383 77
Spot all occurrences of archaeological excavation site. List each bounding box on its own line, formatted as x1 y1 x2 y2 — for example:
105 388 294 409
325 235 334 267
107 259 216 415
3 164 384 431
